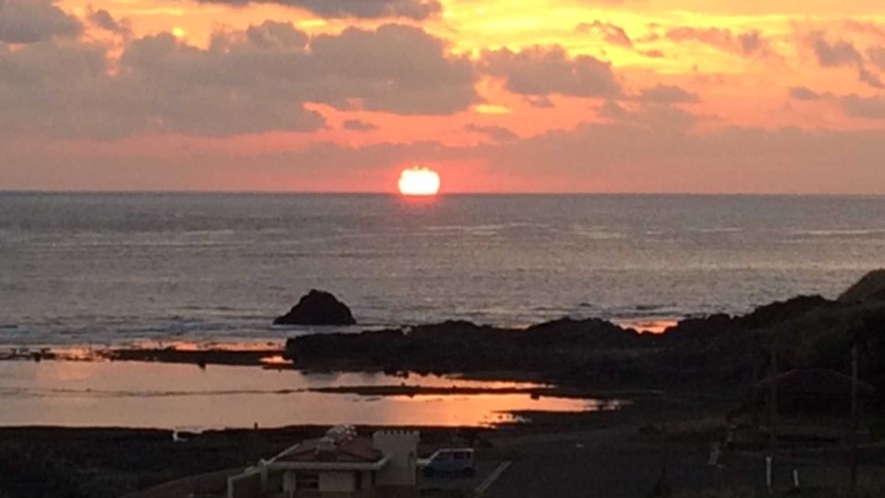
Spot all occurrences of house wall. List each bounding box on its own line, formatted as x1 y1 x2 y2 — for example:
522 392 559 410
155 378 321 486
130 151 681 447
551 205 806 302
372 431 419 487
228 470 262 498
319 471 355 492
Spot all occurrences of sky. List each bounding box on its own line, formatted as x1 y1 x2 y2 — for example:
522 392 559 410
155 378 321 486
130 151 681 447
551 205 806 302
1 0 884 193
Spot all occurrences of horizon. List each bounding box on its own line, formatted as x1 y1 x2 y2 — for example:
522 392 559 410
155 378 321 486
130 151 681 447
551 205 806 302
4 189 885 198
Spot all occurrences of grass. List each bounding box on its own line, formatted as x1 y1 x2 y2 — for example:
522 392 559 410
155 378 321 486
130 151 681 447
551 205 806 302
640 418 729 443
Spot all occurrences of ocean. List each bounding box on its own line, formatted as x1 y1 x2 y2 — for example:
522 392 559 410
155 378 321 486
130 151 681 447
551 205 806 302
2 192 885 348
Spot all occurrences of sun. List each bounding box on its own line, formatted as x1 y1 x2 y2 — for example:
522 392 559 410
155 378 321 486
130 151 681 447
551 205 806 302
398 167 441 196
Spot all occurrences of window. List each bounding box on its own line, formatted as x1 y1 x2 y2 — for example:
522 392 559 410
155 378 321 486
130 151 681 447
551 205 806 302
297 473 319 489
355 471 363 490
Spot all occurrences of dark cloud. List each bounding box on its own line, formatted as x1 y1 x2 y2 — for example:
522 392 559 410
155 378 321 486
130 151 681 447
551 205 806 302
858 66 884 89
0 0 81 44
480 46 621 98
194 0 442 20
343 119 378 131
464 124 518 143
635 84 699 104
841 94 885 120
245 20 309 50
666 27 771 57
0 22 478 139
575 21 633 48
87 8 129 35
307 24 478 115
811 36 862 67
869 47 885 71
808 33 883 89
640 49 665 58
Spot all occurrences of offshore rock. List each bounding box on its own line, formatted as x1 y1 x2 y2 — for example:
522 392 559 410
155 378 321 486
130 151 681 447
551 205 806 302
273 290 356 326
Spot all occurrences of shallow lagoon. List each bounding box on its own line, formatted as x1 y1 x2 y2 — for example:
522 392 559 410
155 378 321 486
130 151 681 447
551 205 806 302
0 361 617 428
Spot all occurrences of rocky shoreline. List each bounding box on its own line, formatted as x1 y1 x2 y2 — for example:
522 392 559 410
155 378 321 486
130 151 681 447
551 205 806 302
282 270 885 402
4 271 885 404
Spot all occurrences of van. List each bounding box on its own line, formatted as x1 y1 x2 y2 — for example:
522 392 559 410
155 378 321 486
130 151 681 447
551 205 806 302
418 448 475 477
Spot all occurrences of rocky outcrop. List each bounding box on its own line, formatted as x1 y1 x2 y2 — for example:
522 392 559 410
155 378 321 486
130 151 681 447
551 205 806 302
839 269 885 303
281 273 885 400
273 290 356 326
284 317 660 383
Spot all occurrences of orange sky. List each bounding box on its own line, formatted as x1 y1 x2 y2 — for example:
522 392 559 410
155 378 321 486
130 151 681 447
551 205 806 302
1 0 884 193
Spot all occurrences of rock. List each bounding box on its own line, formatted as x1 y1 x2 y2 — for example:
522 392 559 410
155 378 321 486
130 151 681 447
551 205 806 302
839 269 885 303
273 290 356 325
736 295 835 330
662 313 734 343
524 317 643 348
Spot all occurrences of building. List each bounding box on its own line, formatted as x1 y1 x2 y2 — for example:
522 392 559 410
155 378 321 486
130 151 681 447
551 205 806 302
228 426 420 498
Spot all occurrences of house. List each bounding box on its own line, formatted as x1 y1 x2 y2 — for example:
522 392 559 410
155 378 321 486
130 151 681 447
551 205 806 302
228 426 420 498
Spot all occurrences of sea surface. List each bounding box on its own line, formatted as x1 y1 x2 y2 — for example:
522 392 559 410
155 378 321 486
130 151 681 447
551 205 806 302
2 192 885 348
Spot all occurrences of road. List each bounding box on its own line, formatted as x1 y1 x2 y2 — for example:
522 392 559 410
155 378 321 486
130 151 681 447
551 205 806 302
482 428 850 497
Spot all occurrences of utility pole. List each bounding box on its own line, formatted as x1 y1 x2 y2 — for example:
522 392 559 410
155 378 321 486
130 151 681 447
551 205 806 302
849 344 859 498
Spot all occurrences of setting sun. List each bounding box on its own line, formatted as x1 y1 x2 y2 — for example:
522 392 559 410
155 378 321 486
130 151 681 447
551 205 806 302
398 167 441 196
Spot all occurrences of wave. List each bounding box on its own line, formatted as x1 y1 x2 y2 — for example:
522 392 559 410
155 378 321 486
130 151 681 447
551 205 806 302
789 228 885 237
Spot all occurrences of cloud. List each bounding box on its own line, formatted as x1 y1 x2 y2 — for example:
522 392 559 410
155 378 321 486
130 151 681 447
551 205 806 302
575 21 633 48
666 27 771 57
524 95 555 108
635 84 699 104
0 22 478 139
788 87 825 101
6 110 885 193
0 0 82 44
343 119 378 131
194 0 442 20
480 46 620 98
597 99 699 132
840 94 885 120
640 49 665 58
464 124 518 142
